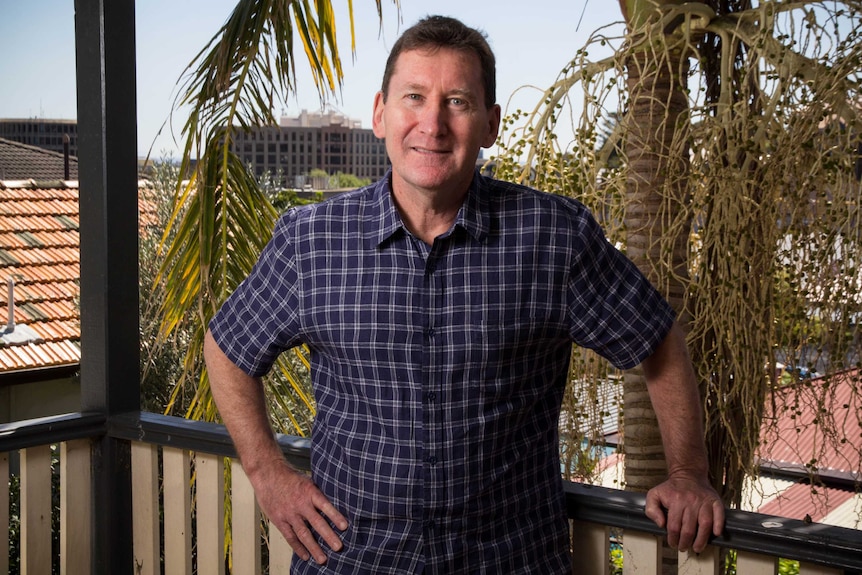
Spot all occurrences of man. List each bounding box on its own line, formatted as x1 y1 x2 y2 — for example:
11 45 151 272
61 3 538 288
205 15 724 574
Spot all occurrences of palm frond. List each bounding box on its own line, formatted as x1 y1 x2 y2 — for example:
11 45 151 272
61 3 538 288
154 0 401 421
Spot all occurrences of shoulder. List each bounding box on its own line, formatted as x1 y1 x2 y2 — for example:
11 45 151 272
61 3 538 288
477 174 601 239
275 181 380 234
289 181 378 219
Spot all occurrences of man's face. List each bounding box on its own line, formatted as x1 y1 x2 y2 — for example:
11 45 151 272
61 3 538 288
372 47 501 199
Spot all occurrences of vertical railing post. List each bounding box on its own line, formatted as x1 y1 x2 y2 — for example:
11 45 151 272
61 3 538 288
0 451 7 575
61 439 93 575
74 0 141 573
21 446 52 575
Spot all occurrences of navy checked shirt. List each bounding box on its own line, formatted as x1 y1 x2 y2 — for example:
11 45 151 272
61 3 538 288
209 171 675 574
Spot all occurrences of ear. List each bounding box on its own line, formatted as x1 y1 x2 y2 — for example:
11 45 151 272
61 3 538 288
372 91 386 139
481 104 502 148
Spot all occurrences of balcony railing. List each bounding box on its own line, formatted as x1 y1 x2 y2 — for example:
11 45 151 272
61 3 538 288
2 411 860 575
39 2 859 573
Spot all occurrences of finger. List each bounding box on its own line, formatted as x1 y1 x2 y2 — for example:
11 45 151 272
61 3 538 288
313 492 349 532
676 506 700 552
691 509 714 554
644 490 667 529
291 518 330 565
306 512 345 553
712 500 726 537
664 504 683 550
690 498 726 553
281 523 312 563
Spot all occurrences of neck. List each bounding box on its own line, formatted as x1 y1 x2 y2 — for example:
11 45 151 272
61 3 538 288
391 184 466 245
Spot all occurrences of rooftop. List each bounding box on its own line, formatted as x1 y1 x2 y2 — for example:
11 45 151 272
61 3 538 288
590 369 862 530
760 368 862 485
0 181 81 376
0 136 78 181
0 179 157 379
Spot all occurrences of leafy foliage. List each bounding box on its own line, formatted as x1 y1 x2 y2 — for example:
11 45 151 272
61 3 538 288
140 160 195 413
329 171 372 189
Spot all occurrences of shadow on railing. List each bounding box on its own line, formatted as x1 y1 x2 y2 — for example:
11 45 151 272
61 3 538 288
2 412 861 575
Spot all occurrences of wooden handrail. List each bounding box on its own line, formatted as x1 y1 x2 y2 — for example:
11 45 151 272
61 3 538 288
2 411 861 574
565 481 862 572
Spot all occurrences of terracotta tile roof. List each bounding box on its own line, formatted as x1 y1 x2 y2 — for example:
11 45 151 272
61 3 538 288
0 137 78 181
760 369 862 482
0 182 81 374
0 179 156 376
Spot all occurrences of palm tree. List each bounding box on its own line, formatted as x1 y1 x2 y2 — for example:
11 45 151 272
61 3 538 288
496 3 862 570
153 0 399 435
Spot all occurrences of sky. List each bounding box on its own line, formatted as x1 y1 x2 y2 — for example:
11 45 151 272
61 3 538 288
0 0 621 160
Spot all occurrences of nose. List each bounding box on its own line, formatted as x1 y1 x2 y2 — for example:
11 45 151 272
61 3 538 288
417 100 448 137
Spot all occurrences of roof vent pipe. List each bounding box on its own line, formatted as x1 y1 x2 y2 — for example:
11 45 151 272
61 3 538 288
6 274 23 333
1 275 40 345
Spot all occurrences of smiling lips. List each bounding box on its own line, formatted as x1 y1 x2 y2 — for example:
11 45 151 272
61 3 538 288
410 145 451 156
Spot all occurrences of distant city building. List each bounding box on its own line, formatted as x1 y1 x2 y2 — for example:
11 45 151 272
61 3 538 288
0 118 78 158
227 109 389 187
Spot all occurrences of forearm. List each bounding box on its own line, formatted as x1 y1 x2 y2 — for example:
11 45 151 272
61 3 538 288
203 330 288 479
203 330 348 563
640 322 709 479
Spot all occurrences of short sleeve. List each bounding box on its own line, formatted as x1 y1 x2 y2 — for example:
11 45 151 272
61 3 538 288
208 210 304 377
566 211 675 369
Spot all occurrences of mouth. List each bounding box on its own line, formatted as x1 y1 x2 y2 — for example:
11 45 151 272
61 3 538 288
411 146 450 156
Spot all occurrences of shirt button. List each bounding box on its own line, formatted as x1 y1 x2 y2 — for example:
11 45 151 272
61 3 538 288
426 391 436 402
427 456 438 465
425 327 434 338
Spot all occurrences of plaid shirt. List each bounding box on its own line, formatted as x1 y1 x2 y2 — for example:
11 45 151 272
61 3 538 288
210 171 674 574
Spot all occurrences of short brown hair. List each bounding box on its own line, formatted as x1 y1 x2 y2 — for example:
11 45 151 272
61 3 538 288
380 15 496 109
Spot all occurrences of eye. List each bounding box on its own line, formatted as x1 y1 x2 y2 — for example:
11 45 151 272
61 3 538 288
449 96 472 110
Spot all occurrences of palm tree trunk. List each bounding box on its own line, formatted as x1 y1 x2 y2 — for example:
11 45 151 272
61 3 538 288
621 45 692 490
619 2 695 572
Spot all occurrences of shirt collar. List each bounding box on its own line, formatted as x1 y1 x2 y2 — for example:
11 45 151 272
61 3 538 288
363 169 490 248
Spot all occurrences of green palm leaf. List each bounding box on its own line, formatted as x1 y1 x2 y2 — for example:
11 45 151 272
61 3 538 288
154 0 399 434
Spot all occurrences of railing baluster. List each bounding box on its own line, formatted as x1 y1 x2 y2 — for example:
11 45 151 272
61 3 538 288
231 460 261 575
570 520 610 575
60 439 91 575
623 531 661 575
163 446 192 575
21 445 52 575
131 441 159 575
269 518 294 574
799 562 843 575
678 547 719 575
5 413 862 575
196 452 226 575
0 451 9 575
736 550 777 574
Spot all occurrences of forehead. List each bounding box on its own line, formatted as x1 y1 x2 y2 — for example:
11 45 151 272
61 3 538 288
389 46 483 89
